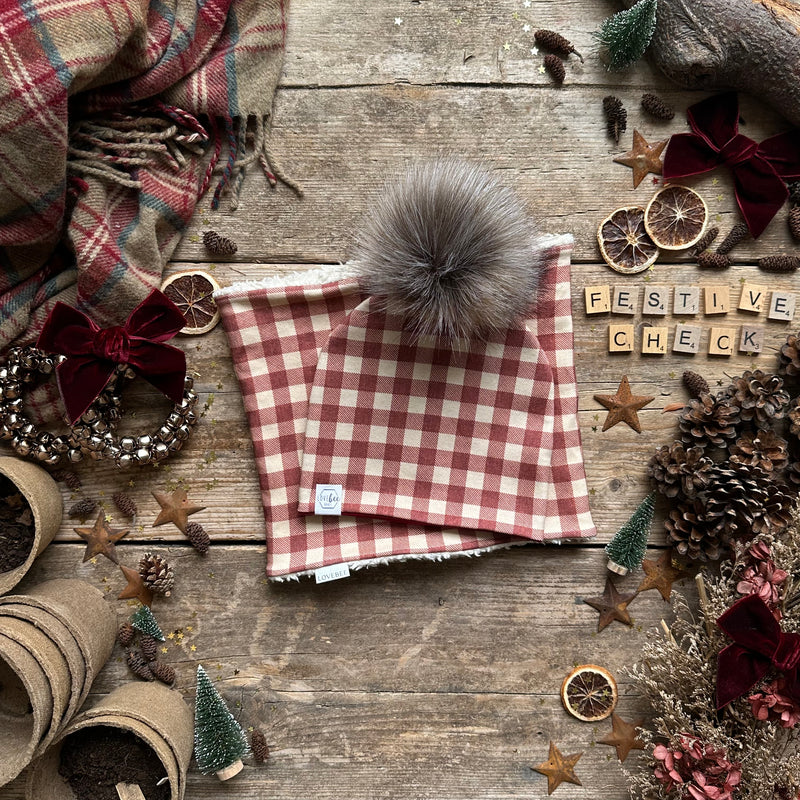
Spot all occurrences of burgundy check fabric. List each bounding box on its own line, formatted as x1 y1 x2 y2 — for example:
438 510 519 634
215 236 595 579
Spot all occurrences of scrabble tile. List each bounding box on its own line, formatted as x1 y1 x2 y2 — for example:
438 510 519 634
739 326 764 354
709 327 735 356
641 326 668 354
672 324 702 354
673 286 700 315
704 286 730 315
641 286 669 316
612 286 638 315
584 285 610 314
768 291 796 322
738 283 768 313
608 324 634 352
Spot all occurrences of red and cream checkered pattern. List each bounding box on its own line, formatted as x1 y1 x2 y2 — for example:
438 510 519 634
215 236 595 579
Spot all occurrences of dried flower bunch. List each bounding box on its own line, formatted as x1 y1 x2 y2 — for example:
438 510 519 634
648 342 800 562
625 527 800 800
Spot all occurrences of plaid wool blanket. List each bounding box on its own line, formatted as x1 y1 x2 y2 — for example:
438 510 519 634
215 235 596 580
0 0 290 393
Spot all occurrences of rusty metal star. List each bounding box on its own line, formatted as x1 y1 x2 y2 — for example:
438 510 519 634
152 488 205 533
637 550 684 601
118 565 154 607
584 577 636 632
614 129 668 188
598 713 646 762
594 376 655 434
532 741 583 795
73 511 129 564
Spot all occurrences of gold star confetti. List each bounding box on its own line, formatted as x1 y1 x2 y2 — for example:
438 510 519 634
455 17 462 24
190 644 197 652
167 632 176 640
161 646 169 654
503 41 511 51
538 64 546 74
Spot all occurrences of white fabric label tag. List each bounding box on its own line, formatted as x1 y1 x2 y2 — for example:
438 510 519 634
314 484 343 515
314 563 351 583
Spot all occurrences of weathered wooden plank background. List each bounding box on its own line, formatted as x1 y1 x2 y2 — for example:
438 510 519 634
1 0 797 798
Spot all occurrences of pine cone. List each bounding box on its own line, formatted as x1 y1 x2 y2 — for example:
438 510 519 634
640 92 674 120
788 397 800 436
698 251 731 270
665 499 728 562
690 226 719 257
126 649 154 681
679 394 740 449
113 491 137 518
648 442 713 500
117 622 135 648
789 206 800 242
759 255 800 273
543 54 565 84
150 661 176 686
52 469 82 491
534 29 583 61
730 429 789 474
728 370 790 428
250 729 269 764
202 230 238 256
779 333 800 379
716 222 750 255
68 497 97 519
139 552 174 597
602 96 627 144
683 370 710 399
184 521 210 554
140 634 158 662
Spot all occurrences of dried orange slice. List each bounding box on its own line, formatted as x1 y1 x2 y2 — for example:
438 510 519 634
161 270 221 335
644 185 708 250
597 207 659 274
561 664 618 722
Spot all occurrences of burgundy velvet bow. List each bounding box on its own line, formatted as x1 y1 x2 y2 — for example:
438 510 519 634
663 92 800 238
37 290 187 425
715 593 800 709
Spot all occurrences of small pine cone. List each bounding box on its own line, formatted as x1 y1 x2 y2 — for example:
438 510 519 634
728 370 790 428
184 521 210 554
690 226 719 257
679 394 741 449
126 649 154 681
682 370 710 399
117 622 135 648
602 96 627 144
53 470 82 491
150 661 176 686
730 429 789 474
759 255 800 273
698 251 731 270
113 491 137 518
68 497 97 519
202 230 238 256
790 206 800 242
779 333 800 379
140 634 158 663
139 552 175 597
647 442 713 500
716 222 750 255
534 29 583 61
250 729 269 764
543 54 565 84
640 93 674 120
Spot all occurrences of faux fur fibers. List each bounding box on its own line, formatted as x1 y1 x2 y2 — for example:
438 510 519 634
354 160 544 342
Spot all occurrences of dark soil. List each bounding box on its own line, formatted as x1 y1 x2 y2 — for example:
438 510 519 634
0 475 34 573
58 726 171 800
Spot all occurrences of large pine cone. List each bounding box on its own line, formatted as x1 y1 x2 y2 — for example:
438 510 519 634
679 393 740 449
648 442 713 500
138 552 174 597
729 429 789 474
728 370 789 429
779 333 800 380
665 499 727 562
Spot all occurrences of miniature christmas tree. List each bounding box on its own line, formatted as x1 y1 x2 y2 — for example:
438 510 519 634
130 604 165 642
605 492 656 575
194 665 250 780
595 0 658 71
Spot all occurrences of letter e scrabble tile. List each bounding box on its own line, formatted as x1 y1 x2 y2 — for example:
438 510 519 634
612 286 638 315
672 324 702 354
768 291 796 322
739 326 763 354
709 327 735 356
642 286 669 315
673 287 700 315
738 284 768 313
608 324 634 353
704 286 730 315
641 327 668 354
584 285 610 314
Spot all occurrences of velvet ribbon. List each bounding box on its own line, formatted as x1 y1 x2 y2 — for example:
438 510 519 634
663 92 800 238
716 593 800 709
37 290 187 424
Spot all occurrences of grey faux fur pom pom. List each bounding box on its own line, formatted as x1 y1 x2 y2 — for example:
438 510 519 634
354 159 543 342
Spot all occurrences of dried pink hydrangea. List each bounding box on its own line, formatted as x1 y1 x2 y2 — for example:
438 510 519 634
736 540 788 616
749 677 800 729
653 734 742 800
